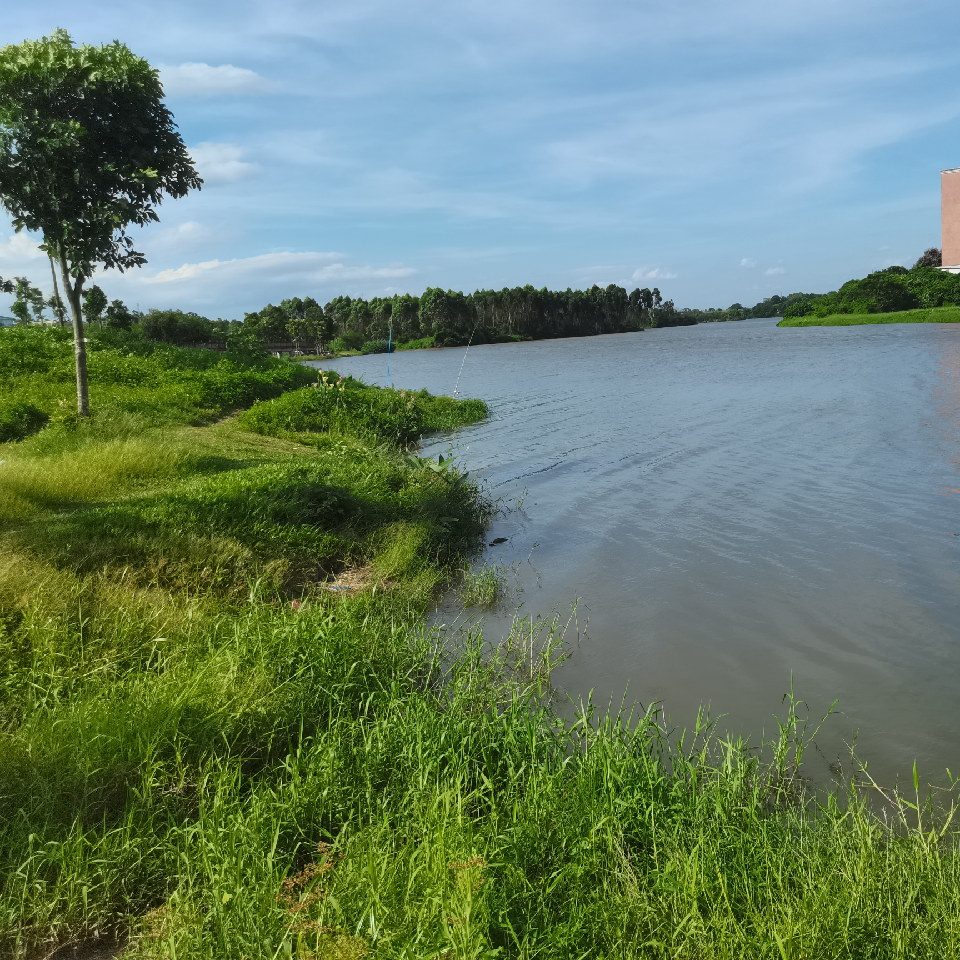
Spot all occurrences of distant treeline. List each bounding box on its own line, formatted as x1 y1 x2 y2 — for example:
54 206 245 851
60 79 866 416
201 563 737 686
90 285 806 353
259 285 685 352
783 249 960 319
11 276 830 351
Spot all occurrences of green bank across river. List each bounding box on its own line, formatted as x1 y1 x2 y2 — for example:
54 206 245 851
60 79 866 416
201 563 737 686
2 325 960 958
779 305 960 326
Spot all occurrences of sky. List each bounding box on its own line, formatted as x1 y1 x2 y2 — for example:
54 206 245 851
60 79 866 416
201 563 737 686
2 0 960 318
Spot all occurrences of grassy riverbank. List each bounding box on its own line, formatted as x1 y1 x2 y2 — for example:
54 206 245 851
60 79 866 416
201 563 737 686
778 305 960 326
3 326 960 958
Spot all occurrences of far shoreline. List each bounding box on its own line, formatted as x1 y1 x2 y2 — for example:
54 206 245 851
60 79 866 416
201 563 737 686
779 306 960 326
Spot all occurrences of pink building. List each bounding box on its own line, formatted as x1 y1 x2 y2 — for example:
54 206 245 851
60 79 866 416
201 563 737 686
943 167 960 273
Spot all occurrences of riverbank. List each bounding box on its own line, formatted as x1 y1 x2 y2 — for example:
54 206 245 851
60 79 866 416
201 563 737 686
778 305 960 326
2 326 959 958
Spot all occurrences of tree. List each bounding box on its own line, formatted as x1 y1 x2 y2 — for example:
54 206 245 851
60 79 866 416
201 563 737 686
105 299 133 330
914 248 942 269
142 308 213 344
0 30 201 416
243 304 288 343
282 296 325 351
47 291 67 325
10 276 45 324
82 284 108 326
46 255 67 325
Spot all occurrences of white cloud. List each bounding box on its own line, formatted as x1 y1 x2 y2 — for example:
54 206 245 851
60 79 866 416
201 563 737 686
147 221 219 249
147 251 415 285
91 249 419 316
740 258 757 268
0 232 46 267
631 266 678 280
765 266 787 275
160 63 269 98
188 143 260 185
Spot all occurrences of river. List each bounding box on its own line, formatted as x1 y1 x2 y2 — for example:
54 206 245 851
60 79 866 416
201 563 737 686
309 318 960 788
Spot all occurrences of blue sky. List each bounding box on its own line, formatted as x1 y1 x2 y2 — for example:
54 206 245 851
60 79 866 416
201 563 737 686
2 0 960 318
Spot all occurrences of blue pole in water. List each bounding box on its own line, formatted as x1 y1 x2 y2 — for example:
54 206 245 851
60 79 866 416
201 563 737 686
387 319 392 385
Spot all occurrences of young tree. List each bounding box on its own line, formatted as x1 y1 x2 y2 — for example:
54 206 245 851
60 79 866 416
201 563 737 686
82 284 108 326
47 292 67 325
0 30 201 415
10 276 45 324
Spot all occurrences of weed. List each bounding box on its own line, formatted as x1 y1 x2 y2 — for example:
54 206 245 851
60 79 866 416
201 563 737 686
459 564 506 607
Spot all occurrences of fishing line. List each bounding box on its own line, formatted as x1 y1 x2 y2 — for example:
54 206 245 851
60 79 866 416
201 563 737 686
386 317 393 385
453 316 481 397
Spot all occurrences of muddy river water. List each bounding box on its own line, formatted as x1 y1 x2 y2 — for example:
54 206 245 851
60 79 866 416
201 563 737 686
312 318 960 788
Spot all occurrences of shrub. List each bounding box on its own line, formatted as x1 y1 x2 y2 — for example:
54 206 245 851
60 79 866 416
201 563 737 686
141 309 218 345
360 339 394 354
0 401 49 443
330 332 365 353
398 336 436 350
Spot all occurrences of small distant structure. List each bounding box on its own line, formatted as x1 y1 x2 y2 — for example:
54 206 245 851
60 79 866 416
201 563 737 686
0 315 16 327
942 167 960 274
261 341 303 357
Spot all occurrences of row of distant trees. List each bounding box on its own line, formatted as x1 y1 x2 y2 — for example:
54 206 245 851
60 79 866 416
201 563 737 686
0 276 132 329
5 283 686 349
128 287 814 349
3 278 820 351
258 285 689 350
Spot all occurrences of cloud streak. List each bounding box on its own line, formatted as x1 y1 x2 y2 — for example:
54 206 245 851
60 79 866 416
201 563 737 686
188 143 260 185
148 251 415 285
160 62 270 97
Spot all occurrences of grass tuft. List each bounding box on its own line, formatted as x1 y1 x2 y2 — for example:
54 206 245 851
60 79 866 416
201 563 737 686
459 563 507 607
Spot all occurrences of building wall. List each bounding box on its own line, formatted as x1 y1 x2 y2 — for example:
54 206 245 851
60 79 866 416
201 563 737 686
943 168 960 268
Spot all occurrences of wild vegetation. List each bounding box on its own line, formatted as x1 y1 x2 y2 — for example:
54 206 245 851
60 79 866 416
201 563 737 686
2 324 959 959
783 251 960 321
779 305 960 327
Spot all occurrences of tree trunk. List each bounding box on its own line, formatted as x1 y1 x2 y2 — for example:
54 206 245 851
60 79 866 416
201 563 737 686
58 254 89 417
48 256 67 326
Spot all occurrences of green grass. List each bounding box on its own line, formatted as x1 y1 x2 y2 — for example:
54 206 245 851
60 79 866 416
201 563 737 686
459 563 507 607
778 305 960 326
0 324 318 428
238 374 487 449
2 326 960 958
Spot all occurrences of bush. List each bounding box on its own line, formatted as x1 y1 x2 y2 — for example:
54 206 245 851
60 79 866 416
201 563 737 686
0 401 49 443
330 332 365 353
398 336 436 350
141 309 219 345
360 339 395 354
